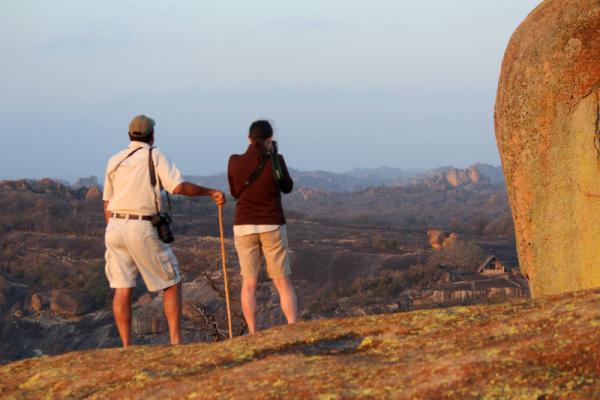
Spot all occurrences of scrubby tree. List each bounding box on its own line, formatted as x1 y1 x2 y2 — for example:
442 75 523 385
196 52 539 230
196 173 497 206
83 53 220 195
428 240 485 272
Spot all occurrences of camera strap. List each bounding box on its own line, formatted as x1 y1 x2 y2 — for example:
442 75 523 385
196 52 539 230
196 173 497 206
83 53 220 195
238 154 269 197
107 147 144 181
148 147 172 217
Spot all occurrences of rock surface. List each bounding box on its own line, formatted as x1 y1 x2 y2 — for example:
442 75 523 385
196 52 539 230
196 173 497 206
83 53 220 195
446 169 476 187
131 306 168 336
427 230 460 250
50 289 93 317
426 229 445 250
84 186 102 201
29 292 50 312
495 0 600 296
442 233 460 249
2 289 600 399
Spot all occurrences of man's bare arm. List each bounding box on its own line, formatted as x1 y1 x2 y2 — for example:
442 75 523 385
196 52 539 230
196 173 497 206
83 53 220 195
103 201 111 224
172 182 226 205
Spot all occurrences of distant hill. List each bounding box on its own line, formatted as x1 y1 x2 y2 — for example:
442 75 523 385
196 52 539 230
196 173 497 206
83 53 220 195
185 163 504 193
285 182 512 235
346 166 423 182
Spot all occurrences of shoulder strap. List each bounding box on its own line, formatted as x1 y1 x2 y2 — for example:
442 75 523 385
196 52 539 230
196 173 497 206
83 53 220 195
108 147 144 180
238 155 270 197
149 147 158 187
148 147 172 216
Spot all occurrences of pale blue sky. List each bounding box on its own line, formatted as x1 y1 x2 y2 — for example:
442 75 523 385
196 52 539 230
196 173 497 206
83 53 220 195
0 0 541 180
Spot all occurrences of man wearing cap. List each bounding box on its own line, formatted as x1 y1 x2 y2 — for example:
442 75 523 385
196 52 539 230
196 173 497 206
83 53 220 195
102 114 226 347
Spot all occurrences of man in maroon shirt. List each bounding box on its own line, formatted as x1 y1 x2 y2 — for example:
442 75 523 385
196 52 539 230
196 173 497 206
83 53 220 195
227 120 297 334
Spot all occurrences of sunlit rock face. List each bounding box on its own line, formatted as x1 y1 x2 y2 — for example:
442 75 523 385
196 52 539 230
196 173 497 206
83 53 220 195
495 0 600 296
3 290 600 398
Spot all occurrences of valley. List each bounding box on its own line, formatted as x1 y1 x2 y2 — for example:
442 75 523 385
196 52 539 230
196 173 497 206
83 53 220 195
0 164 525 363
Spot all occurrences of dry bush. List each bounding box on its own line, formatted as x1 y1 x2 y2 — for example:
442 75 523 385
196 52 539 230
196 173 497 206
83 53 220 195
428 240 485 272
404 264 443 287
307 266 445 317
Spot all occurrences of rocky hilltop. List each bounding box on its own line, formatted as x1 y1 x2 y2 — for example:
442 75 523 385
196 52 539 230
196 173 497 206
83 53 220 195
1 289 599 399
0 178 88 200
186 163 504 193
495 0 600 296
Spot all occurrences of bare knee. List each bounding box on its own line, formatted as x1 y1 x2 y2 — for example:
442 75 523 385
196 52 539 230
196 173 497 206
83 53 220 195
272 275 292 291
242 277 258 292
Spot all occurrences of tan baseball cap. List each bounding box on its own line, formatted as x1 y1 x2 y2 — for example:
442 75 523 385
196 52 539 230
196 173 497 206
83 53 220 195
128 114 155 137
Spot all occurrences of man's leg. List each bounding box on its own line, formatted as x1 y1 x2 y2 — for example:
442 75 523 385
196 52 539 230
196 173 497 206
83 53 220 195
163 282 182 345
241 276 258 334
272 276 298 324
113 288 133 347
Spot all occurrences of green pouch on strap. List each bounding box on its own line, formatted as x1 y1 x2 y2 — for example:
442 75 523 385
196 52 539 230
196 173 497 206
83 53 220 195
271 154 284 184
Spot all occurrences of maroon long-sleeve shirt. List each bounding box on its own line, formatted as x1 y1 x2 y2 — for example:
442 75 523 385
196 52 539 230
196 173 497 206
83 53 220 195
227 145 294 225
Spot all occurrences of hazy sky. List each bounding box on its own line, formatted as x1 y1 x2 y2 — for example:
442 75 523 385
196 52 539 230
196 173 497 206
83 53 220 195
0 0 541 180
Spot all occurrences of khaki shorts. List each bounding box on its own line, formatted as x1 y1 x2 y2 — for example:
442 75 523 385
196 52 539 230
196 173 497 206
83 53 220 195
104 217 181 292
234 226 291 280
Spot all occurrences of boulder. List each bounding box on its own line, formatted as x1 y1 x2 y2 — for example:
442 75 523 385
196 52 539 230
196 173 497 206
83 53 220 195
442 233 460 249
134 293 154 307
445 167 483 187
446 169 470 187
495 0 600 296
466 166 480 184
30 292 51 312
131 306 168 335
426 229 446 250
183 282 221 314
39 178 55 187
84 186 102 201
50 289 93 316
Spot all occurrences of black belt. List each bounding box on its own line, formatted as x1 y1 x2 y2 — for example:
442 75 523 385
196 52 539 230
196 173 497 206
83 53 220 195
111 213 153 221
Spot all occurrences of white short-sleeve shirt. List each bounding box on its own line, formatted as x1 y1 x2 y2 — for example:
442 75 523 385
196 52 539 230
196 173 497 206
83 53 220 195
103 142 184 215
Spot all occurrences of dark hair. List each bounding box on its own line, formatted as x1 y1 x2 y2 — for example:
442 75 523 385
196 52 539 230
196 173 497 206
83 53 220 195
129 131 154 144
249 120 273 153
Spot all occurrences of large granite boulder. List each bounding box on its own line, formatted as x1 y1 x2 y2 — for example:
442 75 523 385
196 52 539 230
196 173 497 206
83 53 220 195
427 229 446 250
495 0 600 296
442 233 460 249
131 306 168 336
30 292 51 312
50 290 93 316
84 186 102 201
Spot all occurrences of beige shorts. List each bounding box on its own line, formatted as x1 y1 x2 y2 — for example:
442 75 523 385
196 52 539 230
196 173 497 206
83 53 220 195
104 217 181 292
234 226 291 280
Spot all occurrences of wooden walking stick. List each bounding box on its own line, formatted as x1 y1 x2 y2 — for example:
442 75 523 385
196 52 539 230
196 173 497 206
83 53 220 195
218 204 233 339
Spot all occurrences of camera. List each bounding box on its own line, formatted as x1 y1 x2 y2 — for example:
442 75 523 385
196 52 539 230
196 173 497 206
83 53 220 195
151 213 174 244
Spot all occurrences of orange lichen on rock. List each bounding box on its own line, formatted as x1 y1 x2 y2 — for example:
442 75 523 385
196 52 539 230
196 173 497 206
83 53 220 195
495 0 600 296
2 289 600 399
